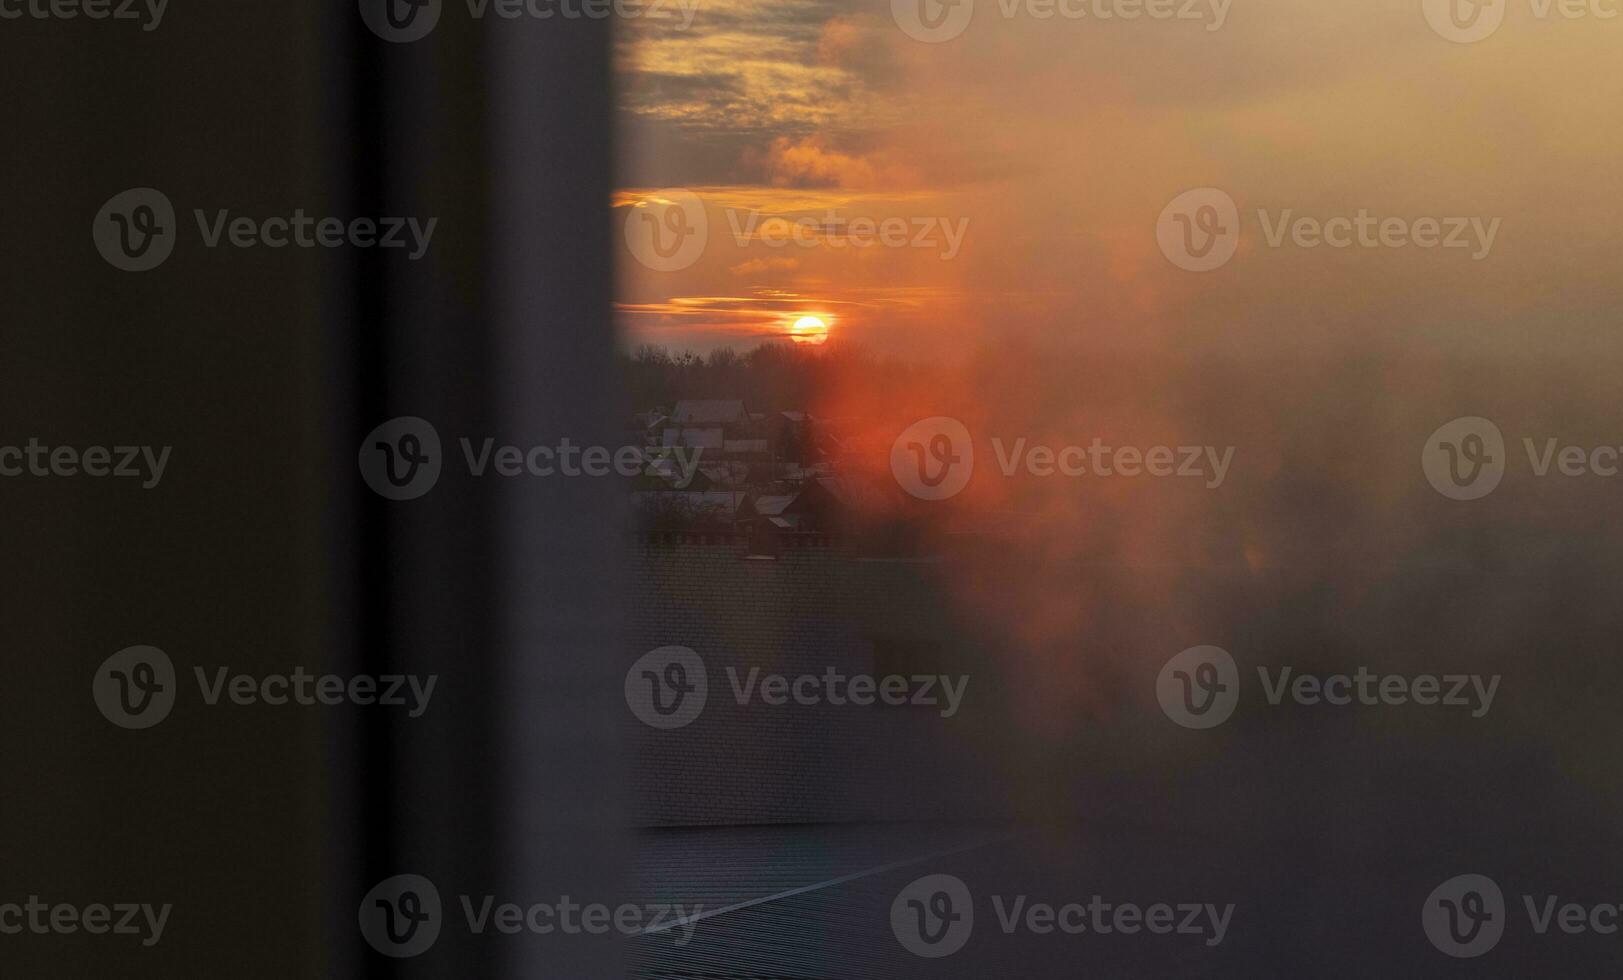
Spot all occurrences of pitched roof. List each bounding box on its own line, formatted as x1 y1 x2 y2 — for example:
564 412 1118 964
662 427 724 449
752 494 799 516
672 399 748 424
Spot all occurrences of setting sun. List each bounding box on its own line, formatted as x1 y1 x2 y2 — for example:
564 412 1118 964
789 315 829 345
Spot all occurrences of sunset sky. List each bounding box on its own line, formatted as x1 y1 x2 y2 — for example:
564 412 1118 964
615 0 1623 356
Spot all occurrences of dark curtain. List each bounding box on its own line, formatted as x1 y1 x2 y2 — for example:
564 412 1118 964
0 4 623 977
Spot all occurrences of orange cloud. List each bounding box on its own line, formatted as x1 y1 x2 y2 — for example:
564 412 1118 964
745 135 904 190
729 256 801 277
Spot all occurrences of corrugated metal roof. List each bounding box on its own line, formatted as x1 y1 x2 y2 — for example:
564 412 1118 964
630 824 1010 980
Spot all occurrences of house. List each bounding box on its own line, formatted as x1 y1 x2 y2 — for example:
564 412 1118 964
748 477 849 533
631 490 752 529
660 400 752 457
636 456 715 492
723 438 770 456
661 427 724 451
672 400 749 426
632 403 880 531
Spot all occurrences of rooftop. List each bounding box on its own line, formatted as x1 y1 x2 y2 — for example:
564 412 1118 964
672 399 748 425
